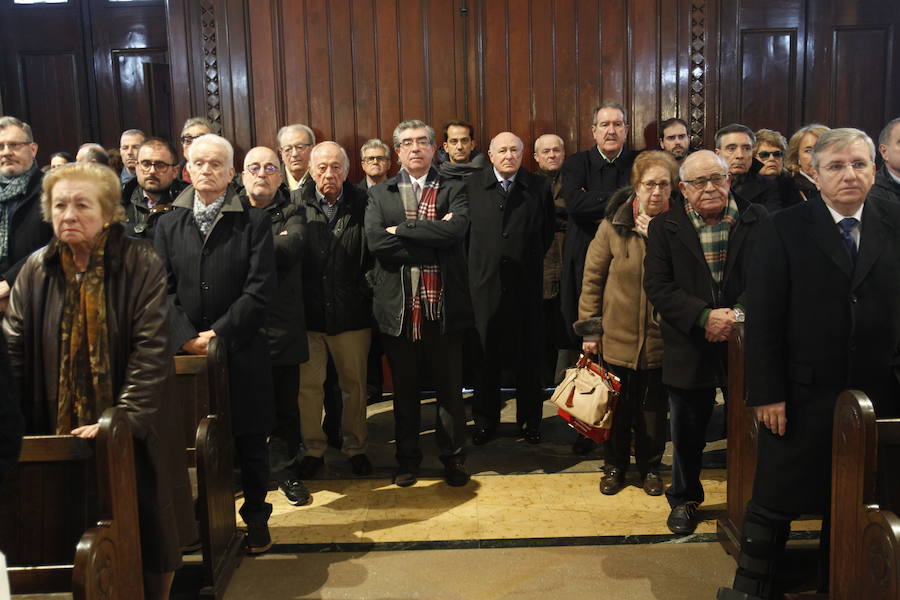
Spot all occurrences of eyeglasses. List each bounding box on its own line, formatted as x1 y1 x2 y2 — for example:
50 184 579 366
280 143 312 155
682 173 729 189
245 164 280 177
757 150 784 160
641 180 671 190
139 160 175 171
397 137 432 149
0 141 30 151
362 156 389 164
181 135 203 145
821 160 871 175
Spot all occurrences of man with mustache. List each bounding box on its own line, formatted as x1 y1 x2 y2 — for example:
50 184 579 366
466 131 554 445
123 137 185 239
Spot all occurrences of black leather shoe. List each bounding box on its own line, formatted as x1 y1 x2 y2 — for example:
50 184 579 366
278 477 312 506
393 469 418 487
246 521 272 554
349 454 373 476
666 501 700 535
521 426 542 444
716 587 764 600
472 426 496 446
572 436 596 455
297 455 324 479
599 467 625 495
443 461 470 487
642 472 664 496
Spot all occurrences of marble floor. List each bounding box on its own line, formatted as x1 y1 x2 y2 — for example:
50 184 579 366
222 395 821 599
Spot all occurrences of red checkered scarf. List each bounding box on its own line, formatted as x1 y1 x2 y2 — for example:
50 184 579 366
398 167 442 340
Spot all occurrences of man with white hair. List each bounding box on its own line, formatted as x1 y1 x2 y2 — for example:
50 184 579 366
467 131 554 446
292 141 373 480
356 138 392 190
278 123 316 192
644 149 767 536
718 129 900 600
154 133 278 553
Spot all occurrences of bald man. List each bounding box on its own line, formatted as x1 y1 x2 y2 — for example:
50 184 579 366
466 132 555 445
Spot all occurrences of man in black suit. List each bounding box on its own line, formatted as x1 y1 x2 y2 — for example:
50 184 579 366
356 138 391 191
365 119 472 488
154 133 277 554
467 131 554 445
716 123 782 212
644 150 767 536
0 116 52 312
718 129 900 600
559 103 637 348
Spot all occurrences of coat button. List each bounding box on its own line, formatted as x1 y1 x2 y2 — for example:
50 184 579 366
201 282 210 291
502 232 509 239
202 249 210 256
850 294 858 303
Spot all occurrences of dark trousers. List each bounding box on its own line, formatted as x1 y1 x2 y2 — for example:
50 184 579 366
665 385 721 508
605 365 667 475
473 310 543 431
269 364 300 474
236 433 272 524
382 321 466 471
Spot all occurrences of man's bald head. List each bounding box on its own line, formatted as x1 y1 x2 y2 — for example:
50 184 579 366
488 132 524 178
242 146 283 208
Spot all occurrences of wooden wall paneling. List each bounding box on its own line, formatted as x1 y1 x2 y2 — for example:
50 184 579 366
280 0 311 139
426 2 464 140
302 1 334 145
166 0 200 148
831 27 890 137
396 1 428 122
506 0 532 149
529 0 556 149
219 0 252 161
552 0 578 157
327 0 357 152
630 0 661 150
349 0 379 155
479 0 510 143
575 0 601 153
246 0 279 150
695 0 718 149
658 0 684 146
373 1 401 152
598 0 627 140
464 0 483 148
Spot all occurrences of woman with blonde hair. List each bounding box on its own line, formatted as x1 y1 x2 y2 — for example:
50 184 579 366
786 123 831 202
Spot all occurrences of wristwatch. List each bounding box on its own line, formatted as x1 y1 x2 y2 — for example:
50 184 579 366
733 307 745 323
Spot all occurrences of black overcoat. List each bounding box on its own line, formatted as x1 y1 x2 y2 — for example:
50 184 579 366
1 167 52 285
643 196 767 390
746 196 900 514
154 185 276 437
559 147 637 340
466 166 554 352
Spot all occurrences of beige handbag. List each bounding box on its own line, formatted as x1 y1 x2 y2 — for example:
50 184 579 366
550 355 620 428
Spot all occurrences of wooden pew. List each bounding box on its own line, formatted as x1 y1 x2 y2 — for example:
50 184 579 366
172 336 244 600
829 390 900 599
717 322 758 558
0 406 143 599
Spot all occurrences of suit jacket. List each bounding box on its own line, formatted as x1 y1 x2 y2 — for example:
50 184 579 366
1 167 52 285
365 170 472 337
644 196 767 390
559 147 637 341
466 167 554 351
154 185 276 436
870 163 900 205
746 197 900 514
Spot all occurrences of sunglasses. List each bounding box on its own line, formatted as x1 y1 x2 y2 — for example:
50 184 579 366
757 150 784 160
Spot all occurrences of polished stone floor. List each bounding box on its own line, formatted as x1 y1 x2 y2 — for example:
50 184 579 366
223 394 820 599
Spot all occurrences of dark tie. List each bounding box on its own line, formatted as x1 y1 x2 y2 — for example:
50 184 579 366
501 179 512 193
325 202 336 222
838 217 859 261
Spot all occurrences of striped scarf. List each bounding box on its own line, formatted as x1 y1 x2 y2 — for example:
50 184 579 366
684 195 739 285
0 162 36 263
398 168 442 340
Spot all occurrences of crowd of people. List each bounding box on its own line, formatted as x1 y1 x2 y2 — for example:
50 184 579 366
2 105 900 600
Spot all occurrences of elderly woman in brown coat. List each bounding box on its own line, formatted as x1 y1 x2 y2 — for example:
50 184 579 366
574 151 678 497
3 162 194 599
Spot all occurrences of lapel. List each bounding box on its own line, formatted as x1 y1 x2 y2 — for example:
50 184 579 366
852 199 890 290
808 197 853 279
722 197 758 283
665 201 706 266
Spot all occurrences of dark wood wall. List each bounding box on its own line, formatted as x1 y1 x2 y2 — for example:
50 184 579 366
2 0 897 174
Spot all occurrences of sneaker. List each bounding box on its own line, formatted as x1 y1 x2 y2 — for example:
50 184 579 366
349 454 373 476
666 501 700 535
642 472 664 496
297 455 324 479
246 521 272 554
278 477 312 506
443 461 470 487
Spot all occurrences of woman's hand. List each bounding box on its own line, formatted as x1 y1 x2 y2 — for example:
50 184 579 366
71 423 100 439
582 340 600 356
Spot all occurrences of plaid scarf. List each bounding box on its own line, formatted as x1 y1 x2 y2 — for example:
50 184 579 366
56 228 114 433
398 168 442 340
684 195 739 284
0 162 36 263
193 192 226 236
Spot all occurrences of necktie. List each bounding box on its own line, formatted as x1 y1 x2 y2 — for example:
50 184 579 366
325 202 336 222
838 217 859 261
501 179 512 193
412 181 422 203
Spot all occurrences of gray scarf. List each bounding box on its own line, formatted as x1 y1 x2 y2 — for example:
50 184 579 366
192 192 226 237
0 161 36 263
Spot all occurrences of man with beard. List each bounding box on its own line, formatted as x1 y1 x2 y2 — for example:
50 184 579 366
659 118 692 161
437 120 487 180
123 138 185 239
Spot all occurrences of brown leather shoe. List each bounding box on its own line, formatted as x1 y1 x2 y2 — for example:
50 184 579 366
599 467 625 495
642 471 664 496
